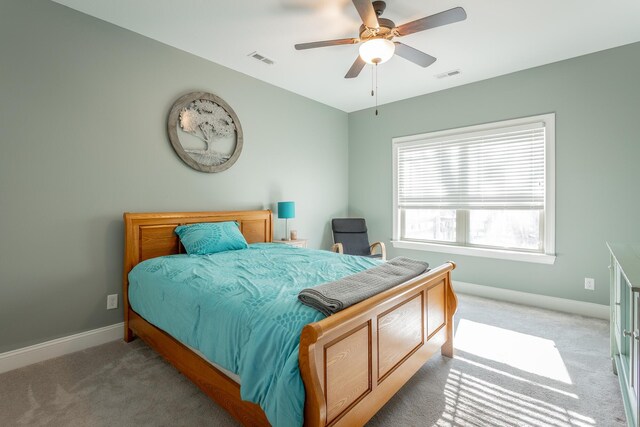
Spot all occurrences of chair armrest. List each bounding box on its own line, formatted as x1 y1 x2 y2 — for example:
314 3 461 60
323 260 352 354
370 241 386 261
331 243 344 254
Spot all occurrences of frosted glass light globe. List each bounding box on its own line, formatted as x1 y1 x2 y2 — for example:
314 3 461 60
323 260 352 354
359 38 395 64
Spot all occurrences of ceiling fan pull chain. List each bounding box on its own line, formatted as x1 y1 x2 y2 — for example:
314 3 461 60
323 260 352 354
375 62 379 116
371 64 374 97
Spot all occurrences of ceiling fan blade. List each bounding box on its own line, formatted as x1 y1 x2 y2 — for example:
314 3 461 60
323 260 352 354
352 0 379 29
395 7 467 36
295 38 359 50
394 42 436 67
345 56 366 78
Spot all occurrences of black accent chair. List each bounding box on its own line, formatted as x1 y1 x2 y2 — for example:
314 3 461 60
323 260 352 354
330 218 386 260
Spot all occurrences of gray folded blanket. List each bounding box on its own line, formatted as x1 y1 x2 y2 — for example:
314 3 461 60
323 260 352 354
298 257 429 316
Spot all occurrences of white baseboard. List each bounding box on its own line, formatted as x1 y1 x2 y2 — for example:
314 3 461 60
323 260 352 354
0 284 608 375
0 323 124 374
453 281 609 320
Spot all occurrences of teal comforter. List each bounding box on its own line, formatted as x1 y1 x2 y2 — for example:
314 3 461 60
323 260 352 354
128 243 380 427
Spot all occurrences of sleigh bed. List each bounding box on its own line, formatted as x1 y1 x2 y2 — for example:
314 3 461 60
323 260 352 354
122 210 457 426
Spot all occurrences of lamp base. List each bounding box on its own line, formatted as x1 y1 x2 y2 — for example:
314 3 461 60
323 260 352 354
284 218 289 241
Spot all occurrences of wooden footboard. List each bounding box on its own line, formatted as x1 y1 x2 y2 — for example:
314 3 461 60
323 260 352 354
299 262 457 427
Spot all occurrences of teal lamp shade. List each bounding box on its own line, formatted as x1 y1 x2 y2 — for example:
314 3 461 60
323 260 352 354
277 201 295 219
277 201 295 241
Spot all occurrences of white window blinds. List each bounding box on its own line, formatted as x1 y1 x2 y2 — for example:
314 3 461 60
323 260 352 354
396 122 546 210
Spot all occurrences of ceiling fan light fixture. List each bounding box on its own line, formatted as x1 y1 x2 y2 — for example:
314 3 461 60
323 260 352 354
359 38 395 65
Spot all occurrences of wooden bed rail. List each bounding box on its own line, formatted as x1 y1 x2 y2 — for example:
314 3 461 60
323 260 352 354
299 262 457 427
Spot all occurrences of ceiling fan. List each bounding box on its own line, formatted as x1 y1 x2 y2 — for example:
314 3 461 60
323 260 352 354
294 0 467 78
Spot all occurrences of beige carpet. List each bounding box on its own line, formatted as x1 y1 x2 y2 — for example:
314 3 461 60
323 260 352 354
0 295 626 426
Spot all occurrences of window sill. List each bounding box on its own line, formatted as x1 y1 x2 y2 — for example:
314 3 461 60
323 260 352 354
391 240 556 265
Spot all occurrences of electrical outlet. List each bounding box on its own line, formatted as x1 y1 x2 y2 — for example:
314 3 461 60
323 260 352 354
107 294 118 310
584 278 595 291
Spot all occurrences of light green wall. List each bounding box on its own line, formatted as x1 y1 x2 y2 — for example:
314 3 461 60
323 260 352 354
0 0 349 353
348 42 640 306
2 1 638 354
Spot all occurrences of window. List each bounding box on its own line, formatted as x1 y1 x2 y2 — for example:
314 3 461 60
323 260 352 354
392 114 555 264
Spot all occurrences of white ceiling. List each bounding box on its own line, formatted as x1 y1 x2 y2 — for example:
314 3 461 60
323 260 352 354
52 0 640 112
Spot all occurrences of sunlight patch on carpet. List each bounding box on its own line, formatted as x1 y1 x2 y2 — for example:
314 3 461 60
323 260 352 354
437 369 595 427
454 319 572 384
454 355 578 399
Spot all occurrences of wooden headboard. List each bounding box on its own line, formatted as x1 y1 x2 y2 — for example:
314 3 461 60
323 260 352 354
123 210 273 273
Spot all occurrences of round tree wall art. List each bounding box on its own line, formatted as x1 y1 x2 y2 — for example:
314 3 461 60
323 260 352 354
167 92 243 173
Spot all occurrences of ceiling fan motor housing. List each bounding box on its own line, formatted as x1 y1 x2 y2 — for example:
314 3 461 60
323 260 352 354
359 18 395 40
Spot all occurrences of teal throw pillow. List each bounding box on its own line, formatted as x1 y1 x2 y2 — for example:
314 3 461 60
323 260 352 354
175 221 248 255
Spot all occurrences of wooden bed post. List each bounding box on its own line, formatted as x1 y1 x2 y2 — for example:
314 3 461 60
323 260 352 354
441 261 457 358
123 212 136 342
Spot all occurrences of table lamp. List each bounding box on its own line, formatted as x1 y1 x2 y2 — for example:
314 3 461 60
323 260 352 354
277 201 295 241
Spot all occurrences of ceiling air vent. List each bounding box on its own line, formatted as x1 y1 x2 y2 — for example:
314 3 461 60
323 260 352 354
435 69 461 79
248 51 276 65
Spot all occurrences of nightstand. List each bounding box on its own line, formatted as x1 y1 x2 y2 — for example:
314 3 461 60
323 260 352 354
272 239 308 248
